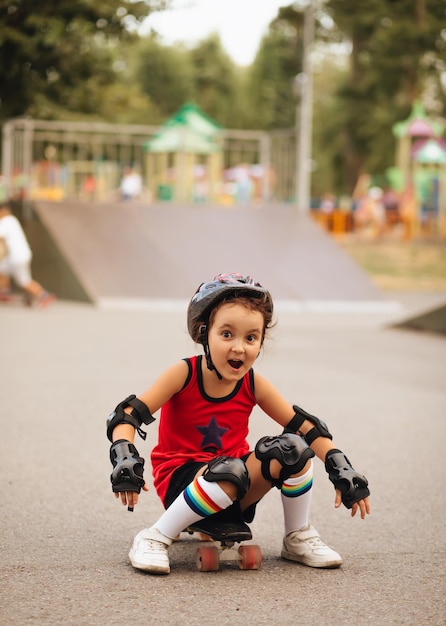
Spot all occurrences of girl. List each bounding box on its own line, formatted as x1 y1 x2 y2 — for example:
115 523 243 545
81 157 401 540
108 273 370 574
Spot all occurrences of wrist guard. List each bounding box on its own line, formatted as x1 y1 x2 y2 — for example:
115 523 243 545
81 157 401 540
325 449 370 509
106 394 155 442
110 439 145 493
283 404 333 446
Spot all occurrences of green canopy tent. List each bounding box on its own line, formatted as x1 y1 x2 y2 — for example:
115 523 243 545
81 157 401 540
144 103 224 202
413 139 446 165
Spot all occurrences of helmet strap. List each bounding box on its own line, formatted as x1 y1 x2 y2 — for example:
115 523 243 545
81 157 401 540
199 325 223 380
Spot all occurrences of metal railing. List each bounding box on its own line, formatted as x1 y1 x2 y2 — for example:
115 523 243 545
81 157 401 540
1 117 297 212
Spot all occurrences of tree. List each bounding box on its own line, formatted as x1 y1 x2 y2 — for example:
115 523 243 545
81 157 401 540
189 34 245 128
131 33 194 122
249 0 446 194
247 6 305 130
311 55 349 196
0 0 170 123
324 0 446 191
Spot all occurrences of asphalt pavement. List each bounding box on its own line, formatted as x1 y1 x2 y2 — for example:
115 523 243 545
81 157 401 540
1 293 445 625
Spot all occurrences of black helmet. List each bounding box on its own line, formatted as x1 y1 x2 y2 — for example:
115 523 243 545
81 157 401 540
187 272 273 342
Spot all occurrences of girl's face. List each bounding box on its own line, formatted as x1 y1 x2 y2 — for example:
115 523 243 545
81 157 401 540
207 301 264 381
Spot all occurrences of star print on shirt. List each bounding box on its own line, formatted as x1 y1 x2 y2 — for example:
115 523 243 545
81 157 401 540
197 416 228 450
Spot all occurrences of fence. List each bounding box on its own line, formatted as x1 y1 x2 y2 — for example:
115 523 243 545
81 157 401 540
1 118 297 211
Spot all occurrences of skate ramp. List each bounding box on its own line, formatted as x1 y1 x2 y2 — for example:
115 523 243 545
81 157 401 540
33 201 394 310
391 303 446 335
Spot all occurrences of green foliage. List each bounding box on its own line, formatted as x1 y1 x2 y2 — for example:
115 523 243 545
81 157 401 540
247 7 305 129
189 34 245 128
0 0 170 121
130 33 194 122
311 57 348 195
323 0 446 192
127 32 246 128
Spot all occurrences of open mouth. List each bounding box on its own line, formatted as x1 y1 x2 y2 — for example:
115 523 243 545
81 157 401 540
228 359 243 370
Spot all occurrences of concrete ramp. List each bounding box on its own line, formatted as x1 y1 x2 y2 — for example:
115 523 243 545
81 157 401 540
391 303 446 335
33 201 393 310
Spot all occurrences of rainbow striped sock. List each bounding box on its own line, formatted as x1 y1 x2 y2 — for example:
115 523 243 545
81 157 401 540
154 476 233 539
281 462 314 535
184 477 229 517
281 473 313 498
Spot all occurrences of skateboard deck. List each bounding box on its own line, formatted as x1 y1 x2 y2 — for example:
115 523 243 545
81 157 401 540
187 516 262 572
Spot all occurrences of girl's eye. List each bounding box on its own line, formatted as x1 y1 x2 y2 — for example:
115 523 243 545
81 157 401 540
222 331 231 338
247 335 257 342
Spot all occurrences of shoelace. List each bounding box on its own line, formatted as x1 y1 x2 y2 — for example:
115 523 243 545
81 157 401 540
141 538 166 552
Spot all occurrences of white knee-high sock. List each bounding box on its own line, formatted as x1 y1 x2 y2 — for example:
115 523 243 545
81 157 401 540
280 461 314 535
153 476 233 539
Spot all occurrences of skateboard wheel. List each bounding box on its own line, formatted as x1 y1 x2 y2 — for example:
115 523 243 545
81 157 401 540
238 544 262 570
196 545 220 572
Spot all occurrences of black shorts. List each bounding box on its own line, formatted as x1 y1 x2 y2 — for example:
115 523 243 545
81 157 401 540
164 454 258 523
164 461 206 508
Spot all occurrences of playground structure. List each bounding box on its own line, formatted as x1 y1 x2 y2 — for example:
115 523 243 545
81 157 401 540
309 102 446 240
1 105 294 210
144 103 223 203
389 101 446 238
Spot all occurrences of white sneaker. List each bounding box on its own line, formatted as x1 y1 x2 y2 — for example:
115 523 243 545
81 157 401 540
281 524 343 568
129 527 172 574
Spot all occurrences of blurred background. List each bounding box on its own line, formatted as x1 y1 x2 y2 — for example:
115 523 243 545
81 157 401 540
1 0 445 303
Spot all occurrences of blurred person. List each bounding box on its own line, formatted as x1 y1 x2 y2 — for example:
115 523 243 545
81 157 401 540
234 164 253 204
0 202 55 307
354 186 385 235
120 167 142 201
320 192 336 214
107 273 371 575
82 174 96 201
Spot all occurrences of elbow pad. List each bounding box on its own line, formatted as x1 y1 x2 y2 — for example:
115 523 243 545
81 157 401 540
106 394 155 442
283 404 333 445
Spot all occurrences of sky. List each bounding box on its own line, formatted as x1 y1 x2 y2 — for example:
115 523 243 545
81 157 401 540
140 0 293 66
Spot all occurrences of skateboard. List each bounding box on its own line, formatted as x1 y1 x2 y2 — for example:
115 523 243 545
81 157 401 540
186 516 262 572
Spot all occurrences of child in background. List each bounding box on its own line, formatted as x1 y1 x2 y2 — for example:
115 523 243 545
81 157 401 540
0 202 55 307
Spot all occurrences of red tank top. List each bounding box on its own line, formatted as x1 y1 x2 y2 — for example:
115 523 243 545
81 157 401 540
151 355 256 505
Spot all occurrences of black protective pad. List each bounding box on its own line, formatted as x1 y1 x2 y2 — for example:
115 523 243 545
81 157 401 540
109 439 145 493
325 449 370 508
255 433 315 488
283 404 333 445
203 456 250 499
106 394 155 441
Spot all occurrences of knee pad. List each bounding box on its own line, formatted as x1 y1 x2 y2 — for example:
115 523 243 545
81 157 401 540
203 456 250 499
255 433 315 488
